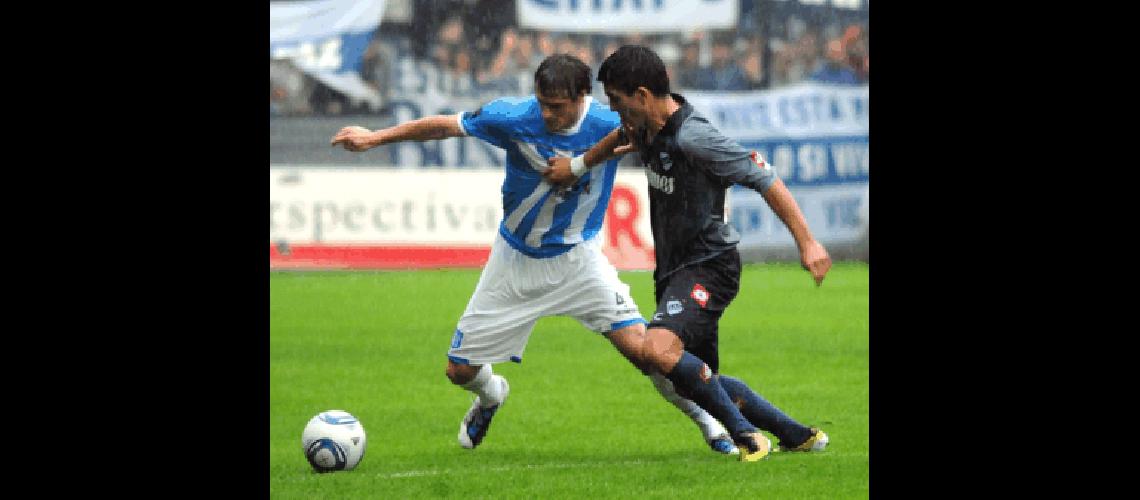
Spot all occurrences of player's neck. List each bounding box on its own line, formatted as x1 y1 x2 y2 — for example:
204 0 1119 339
646 94 680 141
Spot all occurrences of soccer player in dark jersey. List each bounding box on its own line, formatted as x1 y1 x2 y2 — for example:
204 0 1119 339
545 45 832 462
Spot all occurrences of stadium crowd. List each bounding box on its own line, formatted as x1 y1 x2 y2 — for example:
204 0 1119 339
270 0 868 117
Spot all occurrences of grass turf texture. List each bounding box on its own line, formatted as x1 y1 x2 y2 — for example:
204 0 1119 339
270 262 869 498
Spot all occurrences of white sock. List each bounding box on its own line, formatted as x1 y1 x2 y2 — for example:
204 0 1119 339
461 364 505 408
649 371 729 441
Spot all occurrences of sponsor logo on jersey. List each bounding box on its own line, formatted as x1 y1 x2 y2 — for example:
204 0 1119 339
691 283 709 308
646 168 675 194
749 150 769 170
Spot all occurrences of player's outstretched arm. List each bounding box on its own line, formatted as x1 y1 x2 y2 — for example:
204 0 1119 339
330 115 465 152
760 179 832 286
544 125 637 185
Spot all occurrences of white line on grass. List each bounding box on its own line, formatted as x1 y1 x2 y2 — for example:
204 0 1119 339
380 458 705 479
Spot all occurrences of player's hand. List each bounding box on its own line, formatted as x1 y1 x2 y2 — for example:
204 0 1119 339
330 126 376 152
613 123 640 156
543 157 577 186
800 240 832 286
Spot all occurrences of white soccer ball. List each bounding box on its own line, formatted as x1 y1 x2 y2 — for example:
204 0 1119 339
301 410 367 473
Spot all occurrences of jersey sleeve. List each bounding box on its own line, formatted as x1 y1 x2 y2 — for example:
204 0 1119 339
676 116 778 193
457 98 524 150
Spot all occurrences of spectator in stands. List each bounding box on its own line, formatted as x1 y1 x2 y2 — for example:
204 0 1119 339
479 28 523 94
271 82 283 117
444 47 477 96
776 28 822 87
361 38 396 102
692 35 749 90
598 38 621 68
842 24 868 83
740 35 769 90
554 35 578 58
513 32 545 94
809 38 859 85
309 80 354 116
269 59 314 116
536 31 555 57
674 40 702 90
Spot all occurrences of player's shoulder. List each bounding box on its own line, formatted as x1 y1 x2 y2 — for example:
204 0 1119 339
675 111 722 149
476 95 538 119
581 96 621 133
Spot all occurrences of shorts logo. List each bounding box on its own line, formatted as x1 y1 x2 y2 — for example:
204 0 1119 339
659 151 673 171
666 300 683 315
691 284 709 308
699 363 712 383
652 312 664 321
450 329 464 349
615 292 625 305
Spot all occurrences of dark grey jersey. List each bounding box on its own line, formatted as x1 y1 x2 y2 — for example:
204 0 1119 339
630 94 778 283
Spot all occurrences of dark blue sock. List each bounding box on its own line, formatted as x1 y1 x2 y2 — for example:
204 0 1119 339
719 374 813 447
665 352 756 438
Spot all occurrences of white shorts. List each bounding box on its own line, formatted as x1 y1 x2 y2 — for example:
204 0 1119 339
447 233 646 366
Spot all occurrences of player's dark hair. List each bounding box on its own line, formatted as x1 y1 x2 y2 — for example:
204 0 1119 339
534 54 593 98
597 45 670 97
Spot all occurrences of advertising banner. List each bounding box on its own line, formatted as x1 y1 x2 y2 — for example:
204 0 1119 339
270 168 654 270
517 0 738 33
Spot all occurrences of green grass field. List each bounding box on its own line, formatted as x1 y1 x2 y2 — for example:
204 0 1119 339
270 262 869 499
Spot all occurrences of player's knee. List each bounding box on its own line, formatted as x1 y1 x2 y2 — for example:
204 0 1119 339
445 361 477 385
608 325 651 372
642 327 684 375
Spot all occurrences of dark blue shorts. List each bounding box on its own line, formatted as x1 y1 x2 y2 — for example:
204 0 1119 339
647 250 742 373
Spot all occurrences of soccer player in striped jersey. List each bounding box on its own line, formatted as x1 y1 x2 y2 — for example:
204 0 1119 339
331 54 738 455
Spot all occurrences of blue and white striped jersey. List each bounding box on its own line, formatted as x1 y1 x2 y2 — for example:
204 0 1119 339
458 95 621 258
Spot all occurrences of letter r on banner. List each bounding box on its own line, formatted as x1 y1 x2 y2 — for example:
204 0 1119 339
606 185 644 249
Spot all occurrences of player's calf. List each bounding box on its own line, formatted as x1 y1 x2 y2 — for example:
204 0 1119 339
605 325 653 374
445 360 480 385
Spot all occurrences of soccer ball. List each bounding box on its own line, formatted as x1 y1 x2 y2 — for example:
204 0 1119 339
301 410 367 473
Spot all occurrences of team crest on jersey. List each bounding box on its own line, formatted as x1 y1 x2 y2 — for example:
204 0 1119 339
749 151 770 171
691 284 709 308
658 151 673 171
